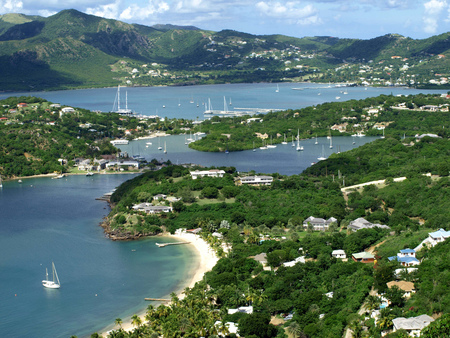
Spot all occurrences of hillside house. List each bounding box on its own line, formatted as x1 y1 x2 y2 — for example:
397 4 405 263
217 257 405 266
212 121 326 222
236 175 273 186
132 203 172 214
352 252 375 263
387 281 416 298
392 315 434 336
303 216 337 231
348 217 390 232
332 250 347 259
190 169 225 179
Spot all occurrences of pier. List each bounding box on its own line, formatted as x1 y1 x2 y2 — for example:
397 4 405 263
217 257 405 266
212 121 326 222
155 242 190 248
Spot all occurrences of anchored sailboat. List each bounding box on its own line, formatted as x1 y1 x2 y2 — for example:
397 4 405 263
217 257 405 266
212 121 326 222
42 262 60 289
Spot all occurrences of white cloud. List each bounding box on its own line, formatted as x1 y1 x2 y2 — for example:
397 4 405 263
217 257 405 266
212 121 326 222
119 1 169 20
256 1 321 25
86 1 122 19
423 0 448 33
0 0 23 13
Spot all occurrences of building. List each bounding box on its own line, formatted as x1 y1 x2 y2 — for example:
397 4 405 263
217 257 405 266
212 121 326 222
283 256 305 267
190 169 226 179
153 194 167 200
352 252 375 263
392 315 434 336
303 216 337 231
228 306 253 315
428 228 450 246
332 250 347 259
387 281 416 298
105 161 140 169
236 175 273 186
132 203 172 214
388 248 420 267
348 217 390 232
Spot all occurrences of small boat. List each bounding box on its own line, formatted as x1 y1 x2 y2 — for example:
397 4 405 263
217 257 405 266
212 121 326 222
315 135 318 145
42 262 60 289
146 142 152 145
282 134 288 145
335 96 341 100
86 172 94 176
53 174 65 179
275 84 279 93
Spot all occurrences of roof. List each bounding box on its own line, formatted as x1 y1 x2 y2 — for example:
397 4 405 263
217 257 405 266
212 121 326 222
388 256 420 264
392 315 434 331
352 252 375 259
400 248 415 254
332 250 346 255
429 228 450 239
387 281 415 292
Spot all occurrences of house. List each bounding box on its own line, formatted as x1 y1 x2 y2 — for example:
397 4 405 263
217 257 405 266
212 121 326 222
303 216 337 231
392 314 434 336
427 228 450 246
61 107 75 113
332 250 347 259
190 169 226 179
352 252 375 263
132 203 172 214
153 194 167 200
283 256 305 267
236 175 273 186
398 248 416 258
17 102 28 108
388 255 420 267
394 268 418 279
387 281 416 298
228 306 253 315
105 161 140 169
348 217 390 232
252 253 268 266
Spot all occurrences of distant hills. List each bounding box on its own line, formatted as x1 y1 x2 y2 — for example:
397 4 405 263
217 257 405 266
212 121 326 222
0 9 449 91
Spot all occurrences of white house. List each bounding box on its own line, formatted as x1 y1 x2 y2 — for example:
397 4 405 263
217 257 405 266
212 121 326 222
332 250 347 259
190 169 226 179
348 217 390 232
303 216 337 231
132 203 172 214
283 256 305 267
228 305 253 315
392 314 434 336
236 175 273 186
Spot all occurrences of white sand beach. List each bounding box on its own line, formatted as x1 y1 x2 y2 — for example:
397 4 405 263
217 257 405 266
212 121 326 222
101 231 218 336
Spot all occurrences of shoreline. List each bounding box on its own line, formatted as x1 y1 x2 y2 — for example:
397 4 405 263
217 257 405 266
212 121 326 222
100 231 218 336
3 170 139 182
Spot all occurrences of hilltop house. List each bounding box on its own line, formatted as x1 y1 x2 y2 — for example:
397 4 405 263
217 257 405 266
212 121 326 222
348 217 390 232
236 175 273 186
388 248 420 267
392 315 434 336
415 228 450 251
132 203 172 214
190 169 225 179
303 216 337 231
387 281 416 298
352 252 375 263
332 250 347 259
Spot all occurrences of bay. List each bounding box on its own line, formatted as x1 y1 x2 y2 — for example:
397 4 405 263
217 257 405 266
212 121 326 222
0 175 198 338
0 83 446 337
0 83 446 121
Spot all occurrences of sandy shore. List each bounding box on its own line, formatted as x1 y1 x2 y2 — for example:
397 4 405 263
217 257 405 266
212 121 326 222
101 231 218 336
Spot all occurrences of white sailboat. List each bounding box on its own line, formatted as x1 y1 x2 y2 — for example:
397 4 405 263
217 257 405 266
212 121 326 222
42 262 60 289
380 128 385 139
164 141 167 154
282 134 288 145
329 135 333 149
317 146 327 161
267 136 277 148
296 129 303 151
253 141 256 152
158 137 162 150
315 135 318 145
275 84 279 93
291 135 295 147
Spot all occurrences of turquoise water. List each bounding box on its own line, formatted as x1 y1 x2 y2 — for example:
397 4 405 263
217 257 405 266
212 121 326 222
0 175 197 337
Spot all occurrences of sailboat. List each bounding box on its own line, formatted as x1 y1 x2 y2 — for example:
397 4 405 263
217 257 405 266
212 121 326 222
329 135 333 149
0 175 2 188
229 97 232 106
253 141 256 152
113 85 133 116
291 135 295 147
275 84 279 93
42 262 60 289
260 139 268 150
317 146 327 161
315 135 318 145
282 134 288 145
158 137 162 150
296 129 303 151
267 136 277 148
164 141 167 154
380 128 385 139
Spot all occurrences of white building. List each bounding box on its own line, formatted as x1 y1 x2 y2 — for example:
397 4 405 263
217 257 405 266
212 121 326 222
190 169 226 179
332 250 347 259
236 175 273 186
392 315 434 336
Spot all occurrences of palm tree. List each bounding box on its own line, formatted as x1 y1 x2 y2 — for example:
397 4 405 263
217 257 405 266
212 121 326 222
114 318 123 329
131 314 142 329
365 294 381 312
286 321 301 338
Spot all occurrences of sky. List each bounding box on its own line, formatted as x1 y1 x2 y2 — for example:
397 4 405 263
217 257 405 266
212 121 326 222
1 0 450 40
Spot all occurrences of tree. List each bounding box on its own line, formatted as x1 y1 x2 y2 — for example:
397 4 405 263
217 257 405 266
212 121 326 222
385 285 405 308
238 313 278 338
131 314 142 329
114 318 122 329
421 313 450 338
286 321 302 338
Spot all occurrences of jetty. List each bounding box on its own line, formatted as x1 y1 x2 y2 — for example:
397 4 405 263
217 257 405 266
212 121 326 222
156 242 190 248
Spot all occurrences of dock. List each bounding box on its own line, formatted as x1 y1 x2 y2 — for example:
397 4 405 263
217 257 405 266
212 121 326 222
155 242 190 248
145 298 171 302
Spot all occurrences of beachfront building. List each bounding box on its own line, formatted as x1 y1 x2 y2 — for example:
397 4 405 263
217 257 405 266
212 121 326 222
352 252 375 263
348 217 390 232
332 250 347 259
235 175 273 186
190 169 226 179
105 161 140 170
303 216 337 231
392 315 434 336
132 203 172 214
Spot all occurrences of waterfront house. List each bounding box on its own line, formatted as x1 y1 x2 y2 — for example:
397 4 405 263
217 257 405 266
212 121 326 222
235 175 273 186
348 217 390 232
387 281 416 298
105 161 140 170
392 315 434 336
352 252 375 263
190 169 226 179
303 216 337 231
332 250 347 259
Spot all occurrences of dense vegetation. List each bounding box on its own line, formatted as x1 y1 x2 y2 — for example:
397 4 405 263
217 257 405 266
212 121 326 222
1 10 450 90
0 96 151 178
99 128 449 337
190 94 450 152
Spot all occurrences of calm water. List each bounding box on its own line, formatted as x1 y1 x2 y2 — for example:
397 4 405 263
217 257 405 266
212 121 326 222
0 175 198 338
121 135 378 175
0 83 445 337
0 83 446 120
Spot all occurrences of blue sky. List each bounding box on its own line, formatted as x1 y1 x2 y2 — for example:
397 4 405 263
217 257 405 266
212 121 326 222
1 0 450 39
